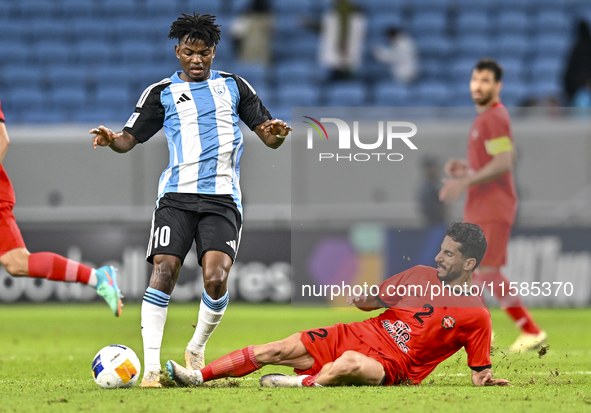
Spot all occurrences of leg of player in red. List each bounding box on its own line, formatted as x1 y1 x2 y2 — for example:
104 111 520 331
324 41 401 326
472 223 546 353
0 103 122 316
165 333 386 387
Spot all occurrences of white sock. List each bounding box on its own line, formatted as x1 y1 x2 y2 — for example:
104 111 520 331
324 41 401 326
141 287 170 375
187 290 229 352
87 270 97 288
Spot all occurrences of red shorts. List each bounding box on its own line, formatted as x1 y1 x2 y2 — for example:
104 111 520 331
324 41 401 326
0 202 26 256
475 221 511 267
295 323 407 386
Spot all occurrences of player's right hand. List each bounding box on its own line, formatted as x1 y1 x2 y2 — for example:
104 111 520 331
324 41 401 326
90 125 120 149
444 158 468 178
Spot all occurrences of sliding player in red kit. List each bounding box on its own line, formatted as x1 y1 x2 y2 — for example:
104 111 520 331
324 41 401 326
166 222 510 388
439 58 546 352
0 99 122 316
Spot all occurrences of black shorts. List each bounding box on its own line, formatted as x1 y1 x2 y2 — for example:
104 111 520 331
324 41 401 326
146 193 242 266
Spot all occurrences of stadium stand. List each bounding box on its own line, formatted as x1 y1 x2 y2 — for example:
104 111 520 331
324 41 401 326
1 0 589 123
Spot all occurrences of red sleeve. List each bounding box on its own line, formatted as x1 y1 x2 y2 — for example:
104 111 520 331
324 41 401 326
0 100 5 122
463 308 492 370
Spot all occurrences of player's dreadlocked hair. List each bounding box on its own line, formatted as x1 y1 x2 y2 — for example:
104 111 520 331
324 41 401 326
168 13 221 47
446 222 487 269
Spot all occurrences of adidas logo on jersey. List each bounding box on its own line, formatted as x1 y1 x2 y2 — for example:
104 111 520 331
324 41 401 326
226 240 237 252
176 93 192 104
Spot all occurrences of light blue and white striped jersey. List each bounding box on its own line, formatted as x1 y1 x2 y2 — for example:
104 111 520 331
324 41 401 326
123 70 271 214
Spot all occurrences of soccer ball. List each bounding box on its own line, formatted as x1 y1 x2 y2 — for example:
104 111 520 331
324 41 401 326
92 345 141 389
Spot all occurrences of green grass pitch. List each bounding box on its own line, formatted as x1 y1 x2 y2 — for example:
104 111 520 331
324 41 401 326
1 303 590 412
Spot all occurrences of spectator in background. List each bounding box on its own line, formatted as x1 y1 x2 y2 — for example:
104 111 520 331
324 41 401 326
373 27 419 84
318 0 367 81
230 0 273 66
417 156 447 227
564 20 591 105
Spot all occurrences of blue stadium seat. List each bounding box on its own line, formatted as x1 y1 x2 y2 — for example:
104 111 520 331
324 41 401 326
360 0 405 14
93 66 133 88
73 107 126 124
232 63 269 90
415 35 452 58
367 13 405 37
410 12 447 35
496 11 530 35
534 0 568 10
112 18 156 42
74 41 113 65
14 0 56 19
492 34 529 58
449 58 477 82
117 39 158 64
533 34 571 59
0 42 29 66
96 0 137 18
274 33 319 61
50 87 87 110
530 57 564 83
186 0 224 16
7 86 45 111
407 0 450 13
0 20 27 43
529 80 563 100
454 0 494 11
30 20 68 42
494 0 530 11
325 82 368 106
420 58 446 82
373 81 410 106
534 11 570 35
33 42 72 65
95 87 131 111
455 11 490 34
69 18 109 42
47 66 88 89
1 67 44 90
413 81 451 106
22 108 67 124
499 81 528 106
496 58 525 83
447 81 472 106
456 36 492 58
229 0 255 14
275 61 322 85
59 0 95 18
276 84 321 107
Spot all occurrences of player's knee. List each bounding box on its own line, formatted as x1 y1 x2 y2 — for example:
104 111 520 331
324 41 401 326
0 256 27 277
332 351 364 376
203 267 228 295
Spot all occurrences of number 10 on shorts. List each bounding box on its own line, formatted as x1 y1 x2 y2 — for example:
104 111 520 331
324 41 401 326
153 226 171 248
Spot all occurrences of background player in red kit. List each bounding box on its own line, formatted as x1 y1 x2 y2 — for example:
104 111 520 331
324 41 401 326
0 100 122 316
166 222 510 388
439 58 546 352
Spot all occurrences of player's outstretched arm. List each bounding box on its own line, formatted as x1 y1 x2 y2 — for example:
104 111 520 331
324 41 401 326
90 126 139 153
347 294 383 311
471 369 511 386
255 119 293 149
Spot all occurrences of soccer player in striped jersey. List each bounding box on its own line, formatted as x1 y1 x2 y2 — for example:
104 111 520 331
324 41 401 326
0 99 122 316
90 13 292 387
439 58 546 353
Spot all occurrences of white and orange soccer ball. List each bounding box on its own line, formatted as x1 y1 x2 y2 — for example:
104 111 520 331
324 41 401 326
92 345 141 389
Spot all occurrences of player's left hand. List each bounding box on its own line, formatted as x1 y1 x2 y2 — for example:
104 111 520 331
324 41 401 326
439 177 468 204
480 372 512 387
262 119 292 138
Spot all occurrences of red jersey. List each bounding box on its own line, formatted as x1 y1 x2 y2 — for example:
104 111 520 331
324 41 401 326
0 100 15 205
464 103 517 225
350 266 492 384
